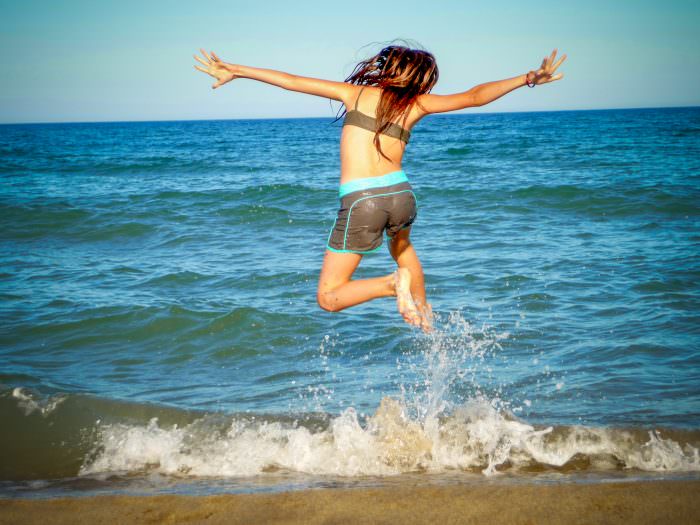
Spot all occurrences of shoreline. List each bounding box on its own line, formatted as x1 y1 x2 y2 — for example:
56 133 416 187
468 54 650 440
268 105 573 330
1 104 697 126
1 479 698 525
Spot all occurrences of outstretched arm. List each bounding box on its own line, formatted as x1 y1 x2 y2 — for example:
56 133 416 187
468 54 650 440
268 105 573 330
193 49 355 103
417 49 566 115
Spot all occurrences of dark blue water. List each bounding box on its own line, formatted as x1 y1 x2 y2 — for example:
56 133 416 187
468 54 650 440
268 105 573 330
1 108 699 493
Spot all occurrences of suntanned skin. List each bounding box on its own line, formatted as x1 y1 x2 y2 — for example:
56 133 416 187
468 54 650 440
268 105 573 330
194 49 566 330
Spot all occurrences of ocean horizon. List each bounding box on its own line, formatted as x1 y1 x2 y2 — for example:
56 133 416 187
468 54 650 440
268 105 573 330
2 104 699 126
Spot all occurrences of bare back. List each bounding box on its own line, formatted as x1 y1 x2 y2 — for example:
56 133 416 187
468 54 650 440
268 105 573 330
339 86 427 184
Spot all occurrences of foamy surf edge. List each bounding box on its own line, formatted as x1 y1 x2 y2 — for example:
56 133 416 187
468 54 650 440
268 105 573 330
79 396 700 478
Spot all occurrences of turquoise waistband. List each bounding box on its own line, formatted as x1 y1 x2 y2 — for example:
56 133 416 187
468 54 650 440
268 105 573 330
338 170 409 198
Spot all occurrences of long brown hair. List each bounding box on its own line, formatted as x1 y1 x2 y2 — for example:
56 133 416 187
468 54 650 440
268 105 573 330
340 42 439 160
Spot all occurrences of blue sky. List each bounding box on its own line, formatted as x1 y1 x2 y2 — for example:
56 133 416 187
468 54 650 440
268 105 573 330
1 0 698 123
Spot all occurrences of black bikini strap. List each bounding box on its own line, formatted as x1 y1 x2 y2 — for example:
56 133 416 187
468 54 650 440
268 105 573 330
354 87 365 110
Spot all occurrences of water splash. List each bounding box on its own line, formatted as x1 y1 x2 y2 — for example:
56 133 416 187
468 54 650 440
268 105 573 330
399 310 509 427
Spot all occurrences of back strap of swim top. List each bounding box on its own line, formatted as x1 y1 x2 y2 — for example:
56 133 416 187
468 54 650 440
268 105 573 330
354 87 365 110
346 86 411 143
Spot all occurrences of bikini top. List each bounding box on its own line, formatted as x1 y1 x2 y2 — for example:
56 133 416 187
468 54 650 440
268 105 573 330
343 87 411 144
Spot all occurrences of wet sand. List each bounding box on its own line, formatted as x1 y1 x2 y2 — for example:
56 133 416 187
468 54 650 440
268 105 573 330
1 480 698 524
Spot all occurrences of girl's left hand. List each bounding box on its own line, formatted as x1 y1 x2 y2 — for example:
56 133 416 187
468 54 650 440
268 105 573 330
193 49 237 89
527 49 567 86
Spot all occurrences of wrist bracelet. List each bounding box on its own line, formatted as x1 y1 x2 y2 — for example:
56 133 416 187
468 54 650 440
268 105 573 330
525 72 535 88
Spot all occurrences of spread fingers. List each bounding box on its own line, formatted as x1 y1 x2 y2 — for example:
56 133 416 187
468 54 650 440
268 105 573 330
553 53 567 71
199 48 212 62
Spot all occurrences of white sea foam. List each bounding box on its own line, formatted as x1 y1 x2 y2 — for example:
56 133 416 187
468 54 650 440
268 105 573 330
11 387 66 417
80 396 700 478
79 312 700 478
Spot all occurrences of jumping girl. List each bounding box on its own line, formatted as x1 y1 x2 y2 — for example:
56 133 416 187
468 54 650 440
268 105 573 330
193 43 566 331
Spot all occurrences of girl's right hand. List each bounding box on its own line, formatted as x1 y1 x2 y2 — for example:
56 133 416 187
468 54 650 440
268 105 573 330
193 49 237 89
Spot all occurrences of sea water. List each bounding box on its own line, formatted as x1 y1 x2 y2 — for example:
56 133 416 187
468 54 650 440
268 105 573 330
1 107 699 496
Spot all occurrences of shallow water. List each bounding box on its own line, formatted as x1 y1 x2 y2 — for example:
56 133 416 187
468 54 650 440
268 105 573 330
1 108 699 495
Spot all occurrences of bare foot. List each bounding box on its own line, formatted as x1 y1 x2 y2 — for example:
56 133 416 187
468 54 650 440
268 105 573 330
394 268 421 327
417 303 433 333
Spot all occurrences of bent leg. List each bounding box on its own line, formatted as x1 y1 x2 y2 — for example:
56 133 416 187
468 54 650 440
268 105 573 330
389 229 427 306
389 229 432 330
316 250 395 312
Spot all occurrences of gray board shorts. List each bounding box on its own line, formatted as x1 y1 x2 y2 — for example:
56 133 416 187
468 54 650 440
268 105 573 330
327 171 417 254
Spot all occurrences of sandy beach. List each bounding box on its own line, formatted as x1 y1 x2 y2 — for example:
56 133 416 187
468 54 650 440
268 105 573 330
1 480 698 525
